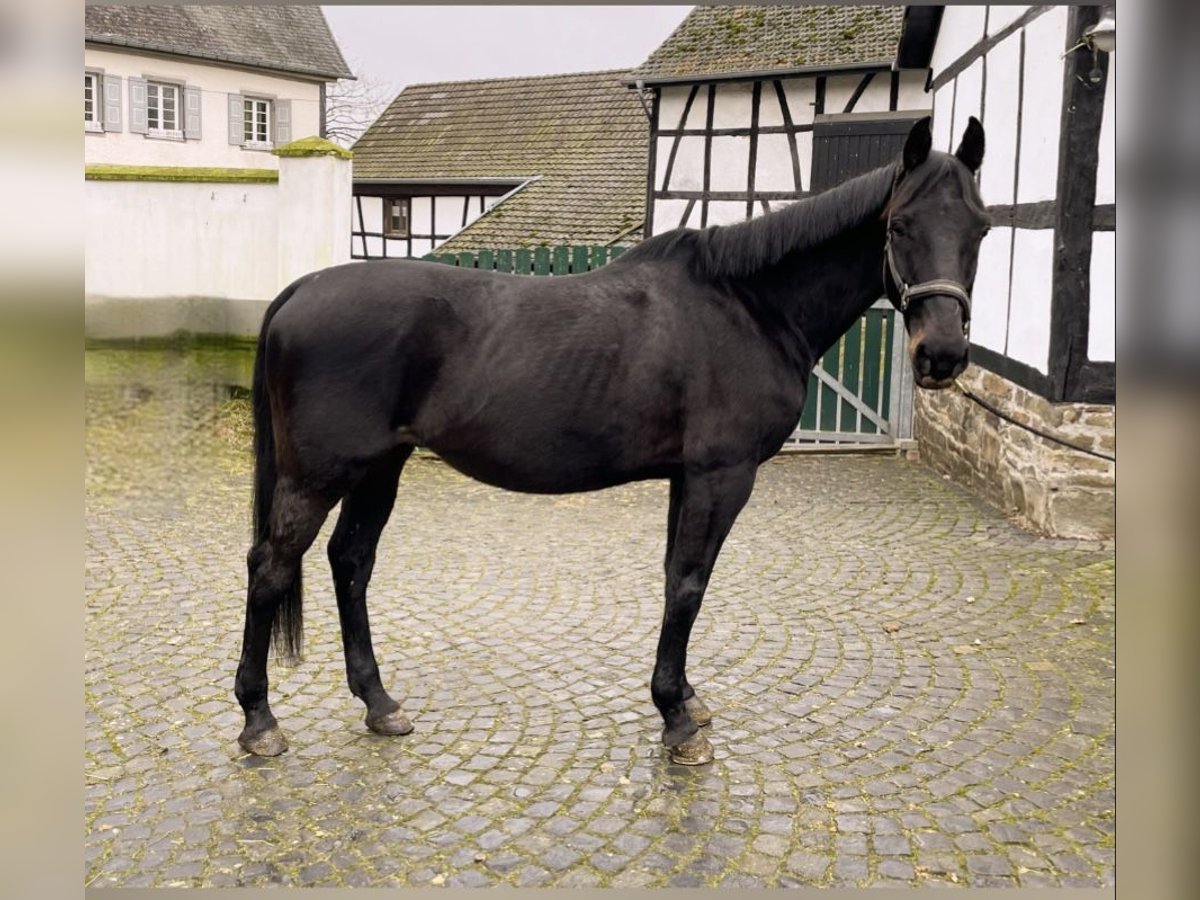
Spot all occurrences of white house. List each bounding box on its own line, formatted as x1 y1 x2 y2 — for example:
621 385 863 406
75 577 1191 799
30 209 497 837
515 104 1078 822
84 5 355 339
84 5 351 169
896 5 1116 538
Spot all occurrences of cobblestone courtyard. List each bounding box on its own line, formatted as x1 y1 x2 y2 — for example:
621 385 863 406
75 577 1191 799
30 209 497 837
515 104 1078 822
85 347 1114 888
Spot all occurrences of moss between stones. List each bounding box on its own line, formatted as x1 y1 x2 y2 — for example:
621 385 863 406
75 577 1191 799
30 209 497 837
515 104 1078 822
272 136 353 159
85 164 278 183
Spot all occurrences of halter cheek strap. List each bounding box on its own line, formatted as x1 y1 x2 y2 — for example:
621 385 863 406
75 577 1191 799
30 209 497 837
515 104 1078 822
883 228 973 337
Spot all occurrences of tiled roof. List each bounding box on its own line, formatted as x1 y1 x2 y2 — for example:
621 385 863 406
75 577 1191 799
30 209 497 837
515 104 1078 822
626 5 904 83
354 70 647 251
84 5 353 81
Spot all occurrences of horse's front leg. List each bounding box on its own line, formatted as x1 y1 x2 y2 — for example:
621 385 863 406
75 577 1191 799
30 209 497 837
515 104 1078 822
663 476 713 731
653 465 757 764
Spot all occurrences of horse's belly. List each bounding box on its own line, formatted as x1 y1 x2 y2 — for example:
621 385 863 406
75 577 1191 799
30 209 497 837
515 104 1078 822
428 441 662 494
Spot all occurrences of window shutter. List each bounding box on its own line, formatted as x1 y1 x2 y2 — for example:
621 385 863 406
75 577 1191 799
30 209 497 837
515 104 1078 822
128 77 147 134
102 74 122 132
273 99 292 146
228 93 244 145
183 85 202 140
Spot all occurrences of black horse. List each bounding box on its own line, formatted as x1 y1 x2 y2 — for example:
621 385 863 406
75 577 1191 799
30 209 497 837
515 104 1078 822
236 116 988 764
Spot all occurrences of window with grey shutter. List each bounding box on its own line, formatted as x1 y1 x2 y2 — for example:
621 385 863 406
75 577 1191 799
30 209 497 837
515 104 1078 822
128 77 148 134
184 86 202 140
273 99 292 146
228 93 244 145
103 74 122 132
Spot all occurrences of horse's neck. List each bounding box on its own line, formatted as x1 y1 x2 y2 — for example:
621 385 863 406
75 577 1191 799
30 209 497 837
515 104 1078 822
750 222 888 366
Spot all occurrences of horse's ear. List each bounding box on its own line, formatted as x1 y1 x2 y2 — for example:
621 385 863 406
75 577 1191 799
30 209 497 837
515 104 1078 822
902 116 932 172
955 116 985 173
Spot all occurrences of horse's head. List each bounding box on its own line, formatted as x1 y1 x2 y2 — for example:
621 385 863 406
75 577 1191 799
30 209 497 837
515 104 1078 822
885 115 989 389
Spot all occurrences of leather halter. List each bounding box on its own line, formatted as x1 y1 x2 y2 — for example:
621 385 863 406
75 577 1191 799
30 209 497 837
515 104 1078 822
883 224 973 338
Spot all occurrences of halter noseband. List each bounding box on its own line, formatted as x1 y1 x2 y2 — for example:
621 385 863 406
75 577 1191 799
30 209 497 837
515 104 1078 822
883 222 973 338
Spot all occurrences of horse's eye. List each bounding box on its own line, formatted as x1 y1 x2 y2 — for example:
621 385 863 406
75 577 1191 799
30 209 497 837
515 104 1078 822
889 221 907 237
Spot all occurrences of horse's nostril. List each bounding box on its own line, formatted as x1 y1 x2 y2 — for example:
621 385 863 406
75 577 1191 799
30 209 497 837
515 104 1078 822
914 343 932 376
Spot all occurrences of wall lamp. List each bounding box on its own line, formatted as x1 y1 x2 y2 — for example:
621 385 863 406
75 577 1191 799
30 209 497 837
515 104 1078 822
1063 6 1114 84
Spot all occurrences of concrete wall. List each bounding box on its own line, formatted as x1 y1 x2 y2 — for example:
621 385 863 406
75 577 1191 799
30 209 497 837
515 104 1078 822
85 146 351 340
914 367 1114 540
84 46 324 170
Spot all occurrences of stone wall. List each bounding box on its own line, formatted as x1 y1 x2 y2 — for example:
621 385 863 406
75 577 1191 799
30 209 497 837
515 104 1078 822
913 366 1114 540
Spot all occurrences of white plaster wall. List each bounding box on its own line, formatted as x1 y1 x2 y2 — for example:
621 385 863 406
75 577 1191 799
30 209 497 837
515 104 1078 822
84 46 324 169
712 81 754 129
658 86 691 130
755 133 796 192
358 195 384 234
781 79 817 126
895 70 929 111
411 197 432 234
930 84 953 158
1006 228 1054 372
1016 6 1067 203
662 136 706 191
277 154 351 286
971 226 1013 354
757 82 786 127
1089 230 1115 361
652 198 689 233
85 180 278 299
930 5 987 77
709 136 750 192
979 34 1021 206
706 202 748 227
951 58 983 149
987 4 1030 36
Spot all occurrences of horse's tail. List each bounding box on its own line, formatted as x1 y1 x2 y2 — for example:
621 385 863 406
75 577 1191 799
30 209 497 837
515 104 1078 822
252 276 306 662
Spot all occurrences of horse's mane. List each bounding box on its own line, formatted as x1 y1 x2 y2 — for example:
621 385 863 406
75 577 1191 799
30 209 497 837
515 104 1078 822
617 162 898 279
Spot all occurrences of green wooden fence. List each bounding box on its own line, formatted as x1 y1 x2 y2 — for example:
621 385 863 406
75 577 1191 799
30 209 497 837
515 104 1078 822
422 244 905 447
423 244 627 275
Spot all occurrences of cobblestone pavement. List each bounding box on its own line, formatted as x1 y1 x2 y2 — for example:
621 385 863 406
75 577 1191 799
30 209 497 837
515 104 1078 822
85 347 1114 888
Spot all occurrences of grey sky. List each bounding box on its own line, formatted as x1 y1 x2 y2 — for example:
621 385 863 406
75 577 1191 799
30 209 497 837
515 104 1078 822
321 5 692 94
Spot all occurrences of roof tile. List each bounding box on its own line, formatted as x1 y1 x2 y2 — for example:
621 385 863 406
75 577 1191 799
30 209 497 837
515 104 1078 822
354 70 647 251
626 5 903 83
85 5 353 81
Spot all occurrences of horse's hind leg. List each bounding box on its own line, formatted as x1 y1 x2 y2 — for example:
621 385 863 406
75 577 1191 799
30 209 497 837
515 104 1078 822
327 446 414 737
236 480 334 756
653 465 757 764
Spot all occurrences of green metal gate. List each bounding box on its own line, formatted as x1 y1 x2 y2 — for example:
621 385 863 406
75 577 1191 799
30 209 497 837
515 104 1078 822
422 244 909 448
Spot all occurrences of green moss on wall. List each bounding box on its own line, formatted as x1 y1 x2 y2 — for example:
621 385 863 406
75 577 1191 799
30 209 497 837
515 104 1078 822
85 165 279 183
272 136 353 159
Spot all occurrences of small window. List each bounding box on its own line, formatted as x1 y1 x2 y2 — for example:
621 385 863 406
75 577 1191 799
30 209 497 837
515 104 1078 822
384 198 410 237
84 72 103 132
243 97 272 146
146 81 182 139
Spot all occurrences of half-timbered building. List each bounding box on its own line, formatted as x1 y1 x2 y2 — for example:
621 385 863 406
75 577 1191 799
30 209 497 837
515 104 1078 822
897 5 1115 538
625 5 930 235
624 5 933 447
349 71 647 258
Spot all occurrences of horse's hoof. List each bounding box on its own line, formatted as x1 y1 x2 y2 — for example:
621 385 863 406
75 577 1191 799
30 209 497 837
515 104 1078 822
666 730 714 765
366 710 414 736
238 725 288 757
684 694 712 728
